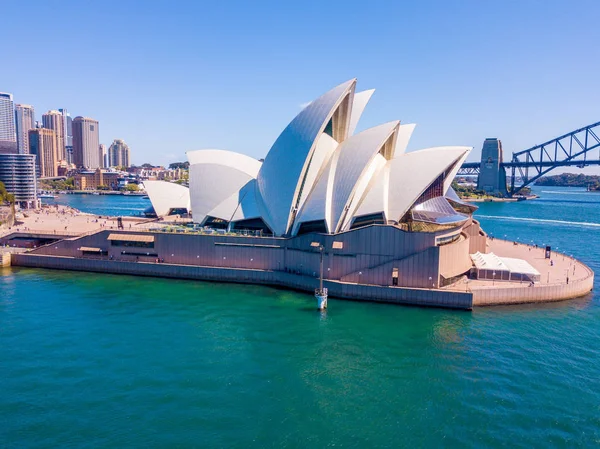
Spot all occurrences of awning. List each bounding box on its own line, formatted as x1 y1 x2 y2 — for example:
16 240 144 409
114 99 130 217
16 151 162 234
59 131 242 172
107 233 155 243
80 246 103 252
470 252 508 271
501 257 540 277
471 252 540 280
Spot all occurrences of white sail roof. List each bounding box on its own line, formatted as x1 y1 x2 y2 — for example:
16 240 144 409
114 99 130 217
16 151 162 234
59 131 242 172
256 79 356 236
443 147 470 194
186 149 261 224
206 179 263 224
296 133 339 210
394 124 416 155
348 89 375 135
387 146 471 222
143 181 190 217
183 79 474 237
352 162 390 220
330 121 399 232
293 121 399 234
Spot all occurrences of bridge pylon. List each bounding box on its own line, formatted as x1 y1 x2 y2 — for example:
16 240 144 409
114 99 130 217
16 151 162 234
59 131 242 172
476 138 508 196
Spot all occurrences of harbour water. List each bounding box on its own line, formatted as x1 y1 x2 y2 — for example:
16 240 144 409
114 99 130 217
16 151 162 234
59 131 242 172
3 187 599 447
41 193 150 217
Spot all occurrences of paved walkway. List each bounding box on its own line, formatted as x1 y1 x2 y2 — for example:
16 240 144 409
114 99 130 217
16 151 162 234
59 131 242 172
0 205 169 238
445 238 591 291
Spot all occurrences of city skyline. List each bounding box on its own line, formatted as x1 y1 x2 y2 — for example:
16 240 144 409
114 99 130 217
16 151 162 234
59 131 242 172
0 90 134 171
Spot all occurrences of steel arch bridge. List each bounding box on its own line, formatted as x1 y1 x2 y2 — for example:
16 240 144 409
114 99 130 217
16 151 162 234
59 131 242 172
458 121 600 195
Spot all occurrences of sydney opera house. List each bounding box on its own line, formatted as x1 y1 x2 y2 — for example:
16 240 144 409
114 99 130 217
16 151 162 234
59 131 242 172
12 79 593 309
142 78 487 291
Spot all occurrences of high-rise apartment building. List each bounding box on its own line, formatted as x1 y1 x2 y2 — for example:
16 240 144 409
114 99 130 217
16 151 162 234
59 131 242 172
15 104 35 154
108 139 130 168
72 116 100 169
58 109 73 164
29 128 58 178
0 92 17 154
42 110 66 161
0 153 37 208
99 144 107 168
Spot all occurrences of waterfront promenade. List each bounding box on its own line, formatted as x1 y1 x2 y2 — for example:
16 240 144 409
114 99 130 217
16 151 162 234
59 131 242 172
2 206 593 308
444 238 594 305
0 204 186 239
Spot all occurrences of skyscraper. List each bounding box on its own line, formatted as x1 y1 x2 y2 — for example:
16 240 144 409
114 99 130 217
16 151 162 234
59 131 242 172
72 116 100 169
15 104 35 154
42 110 65 161
108 139 130 168
59 109 73 164
99 144 107 168
29 128 58 177
0 92 17 154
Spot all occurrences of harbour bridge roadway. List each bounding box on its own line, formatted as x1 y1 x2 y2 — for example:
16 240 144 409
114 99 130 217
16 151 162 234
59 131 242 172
458 121 600 195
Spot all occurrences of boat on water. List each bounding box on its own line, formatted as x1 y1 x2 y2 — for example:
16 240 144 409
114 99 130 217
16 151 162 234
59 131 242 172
39 193 57 199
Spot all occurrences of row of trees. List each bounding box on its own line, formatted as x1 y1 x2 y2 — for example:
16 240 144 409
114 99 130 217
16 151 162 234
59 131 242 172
39 177 75 191
135 162 189 170
535 173 600 189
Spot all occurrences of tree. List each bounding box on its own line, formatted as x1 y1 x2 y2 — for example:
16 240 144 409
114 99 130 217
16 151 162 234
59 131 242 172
0 181 7 203
124 183 140 192
169 161 189 170
141 163 154 168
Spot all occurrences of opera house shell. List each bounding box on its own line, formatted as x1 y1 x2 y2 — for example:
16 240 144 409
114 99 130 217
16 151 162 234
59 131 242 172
143 79 489 291
148 79 474 238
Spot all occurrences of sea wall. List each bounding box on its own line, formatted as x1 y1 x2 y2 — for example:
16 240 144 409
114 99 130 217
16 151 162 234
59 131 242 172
472 273 594 306
26 225 473 289
11 253 474 310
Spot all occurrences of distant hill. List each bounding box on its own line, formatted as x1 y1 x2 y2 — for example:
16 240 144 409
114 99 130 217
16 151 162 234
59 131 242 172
535 173 600 190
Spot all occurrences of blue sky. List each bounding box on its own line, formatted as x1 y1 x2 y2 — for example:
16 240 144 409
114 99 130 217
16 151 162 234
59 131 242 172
3 0 600 170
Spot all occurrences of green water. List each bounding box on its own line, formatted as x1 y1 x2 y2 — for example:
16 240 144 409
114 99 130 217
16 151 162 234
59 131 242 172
2 186 599 447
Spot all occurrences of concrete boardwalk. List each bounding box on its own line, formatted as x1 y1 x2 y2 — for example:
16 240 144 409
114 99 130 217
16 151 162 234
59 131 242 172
444 238 594 306
0 205 175 239
443 238 592 291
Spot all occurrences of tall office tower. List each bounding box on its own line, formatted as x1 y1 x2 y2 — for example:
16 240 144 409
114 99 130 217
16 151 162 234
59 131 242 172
72 116 100 168
108 139 130 168
0 153 37 208
58 109 73 164
42 110 66 161
99 144 107 168
15 104 35 154
29 128 58 178
0 92 17 154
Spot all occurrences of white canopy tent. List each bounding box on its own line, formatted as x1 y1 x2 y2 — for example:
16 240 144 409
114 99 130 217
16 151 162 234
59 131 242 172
471 252 541 282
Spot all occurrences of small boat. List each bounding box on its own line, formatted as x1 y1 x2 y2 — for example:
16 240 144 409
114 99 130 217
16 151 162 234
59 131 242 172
39 193 57 199
92 192 100 195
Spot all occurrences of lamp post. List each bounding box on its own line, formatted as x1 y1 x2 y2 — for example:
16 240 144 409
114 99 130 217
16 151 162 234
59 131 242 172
311 242 327 310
